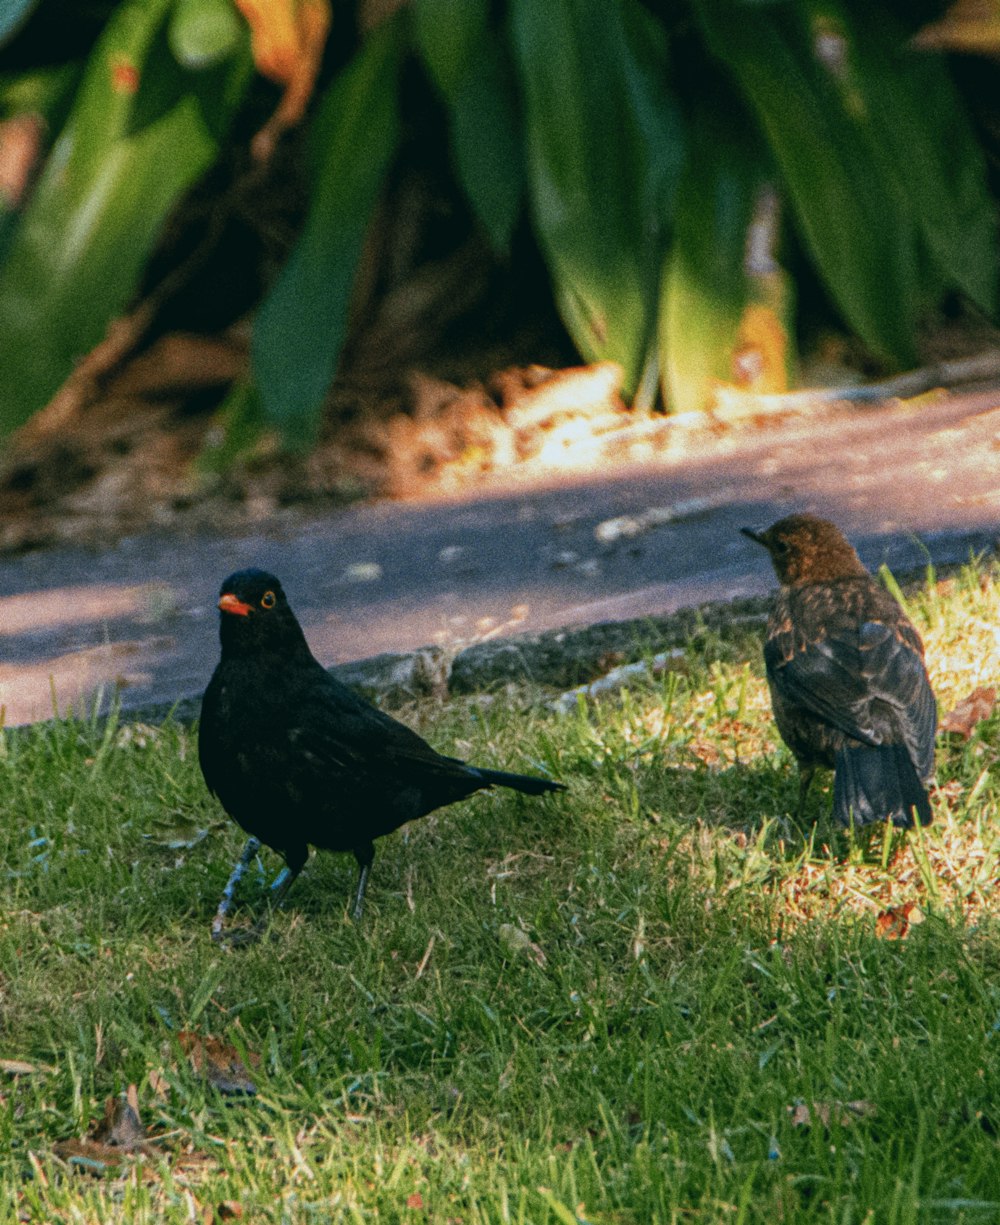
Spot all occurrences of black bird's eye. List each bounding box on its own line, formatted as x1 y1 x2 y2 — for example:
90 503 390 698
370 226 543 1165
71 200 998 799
773 538 789 555
261 590 276 609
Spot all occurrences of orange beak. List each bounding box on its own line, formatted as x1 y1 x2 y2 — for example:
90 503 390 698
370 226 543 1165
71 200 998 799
218 592 253 617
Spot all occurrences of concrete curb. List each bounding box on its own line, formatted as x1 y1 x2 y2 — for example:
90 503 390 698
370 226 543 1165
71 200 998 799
84 555 981 729
122 592 774 726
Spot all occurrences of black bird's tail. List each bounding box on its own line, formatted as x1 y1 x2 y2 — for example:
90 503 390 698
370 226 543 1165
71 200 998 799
475 767 566 796
832 744 932 829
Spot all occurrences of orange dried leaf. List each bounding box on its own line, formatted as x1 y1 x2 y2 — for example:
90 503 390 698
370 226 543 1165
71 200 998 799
234 0 331 158
731 303 788 394
0 114 44 209
939 686 996 739
178 1030 259 1096
875 901 924 940
406 1192 425 1210
914 0 1000 55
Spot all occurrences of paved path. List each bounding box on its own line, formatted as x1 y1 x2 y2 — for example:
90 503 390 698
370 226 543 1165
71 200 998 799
2 388 998 725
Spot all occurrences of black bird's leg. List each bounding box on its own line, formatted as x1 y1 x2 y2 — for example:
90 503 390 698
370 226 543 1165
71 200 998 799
350 842 376 921
265 845 308 912
215 845 309 947
795 764 816 822
211 836 262 943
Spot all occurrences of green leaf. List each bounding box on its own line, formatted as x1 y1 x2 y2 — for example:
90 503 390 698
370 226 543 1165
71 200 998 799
0 0 252 437
510 0 684 395
449 41 523 253
692 0 918 366
414 0 522 254
250 18 404 448
169 0 244 70
413 0 489 102
660 93 790 414
803 0 998 316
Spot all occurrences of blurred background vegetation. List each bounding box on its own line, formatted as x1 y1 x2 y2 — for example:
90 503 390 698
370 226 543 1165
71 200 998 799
0 0 997 460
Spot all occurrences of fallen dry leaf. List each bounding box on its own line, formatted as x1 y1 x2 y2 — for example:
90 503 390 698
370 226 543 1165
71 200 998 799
939 686 996 739
406 1192 425 1210
913 0 1000 55
178 1031 259 1096
0 1058 54 1076
875 901 924 941
217 1203 244 1221
234 0 331 160
498 924 546 967
789 1099 877 1128
54 1084 160 1172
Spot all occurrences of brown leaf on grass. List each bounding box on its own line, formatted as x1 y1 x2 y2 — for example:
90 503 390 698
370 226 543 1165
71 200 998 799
939 686 996 738
789 1099 877 1128
875 901 925 941
217 1203 244 1221
147 1069 170 1100
93 1084 148 1150
178 1031 259 1096
1 1058 55 1076
497 924 547 967
54 1084 160 1172
406 1192 425 1210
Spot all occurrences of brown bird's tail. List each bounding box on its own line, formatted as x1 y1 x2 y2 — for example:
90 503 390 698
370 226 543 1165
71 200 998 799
474 767 566 796
832 744 932 829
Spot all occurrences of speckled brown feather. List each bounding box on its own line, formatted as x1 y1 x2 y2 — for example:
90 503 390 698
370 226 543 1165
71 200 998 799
743 516 936 827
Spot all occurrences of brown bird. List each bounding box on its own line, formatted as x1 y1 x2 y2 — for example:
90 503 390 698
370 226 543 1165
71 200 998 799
742 514 936 828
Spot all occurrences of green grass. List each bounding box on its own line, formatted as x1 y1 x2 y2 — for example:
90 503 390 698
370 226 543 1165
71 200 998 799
2 560 1000 1223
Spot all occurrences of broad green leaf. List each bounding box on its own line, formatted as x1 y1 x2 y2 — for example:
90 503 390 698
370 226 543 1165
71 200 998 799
251 18 404 447
804 0 997 315
661 92 792 413
692 0 918 366
413 0 489 102
0 61 83 122
169 0 244 69
449 41 523 253
0 0 252 437
415 0 522 254
509 0 684 395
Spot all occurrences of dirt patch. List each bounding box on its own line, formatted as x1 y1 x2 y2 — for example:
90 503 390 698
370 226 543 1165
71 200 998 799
5 304 1000 558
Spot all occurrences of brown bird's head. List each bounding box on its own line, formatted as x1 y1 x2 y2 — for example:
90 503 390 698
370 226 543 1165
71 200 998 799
741 514 868 585
216 568 309 658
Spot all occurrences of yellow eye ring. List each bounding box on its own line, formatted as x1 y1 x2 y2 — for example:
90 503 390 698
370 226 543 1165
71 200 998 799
261 590 276 609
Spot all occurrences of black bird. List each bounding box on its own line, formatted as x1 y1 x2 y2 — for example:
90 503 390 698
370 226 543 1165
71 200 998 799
742 515 936 829
198 568 565 942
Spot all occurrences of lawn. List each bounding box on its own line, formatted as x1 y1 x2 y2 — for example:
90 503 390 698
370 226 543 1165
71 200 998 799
2 560 1000 1223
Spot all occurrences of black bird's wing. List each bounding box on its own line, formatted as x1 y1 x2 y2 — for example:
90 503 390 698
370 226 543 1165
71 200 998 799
765 588 936 777
266 667 488 837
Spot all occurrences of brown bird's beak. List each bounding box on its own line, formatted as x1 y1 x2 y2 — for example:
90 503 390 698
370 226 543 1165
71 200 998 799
219 592 253 617
741 526 766 546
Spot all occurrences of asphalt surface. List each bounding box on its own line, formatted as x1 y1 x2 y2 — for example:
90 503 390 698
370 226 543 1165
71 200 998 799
2 388 999 726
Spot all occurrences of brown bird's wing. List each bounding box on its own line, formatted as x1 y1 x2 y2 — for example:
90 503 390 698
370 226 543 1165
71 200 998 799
765 615 936 778
856 619 936 779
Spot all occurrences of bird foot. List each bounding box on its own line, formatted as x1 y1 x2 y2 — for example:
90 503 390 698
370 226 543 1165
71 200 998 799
210 916 269 948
